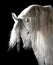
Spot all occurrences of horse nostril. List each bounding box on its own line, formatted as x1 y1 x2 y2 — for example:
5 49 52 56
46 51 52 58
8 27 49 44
27 31 29 34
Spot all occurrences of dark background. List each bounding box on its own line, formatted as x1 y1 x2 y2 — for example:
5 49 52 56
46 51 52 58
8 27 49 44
0 0 53 65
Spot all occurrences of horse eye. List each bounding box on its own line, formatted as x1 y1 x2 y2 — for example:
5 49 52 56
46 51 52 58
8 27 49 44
27 31 29 34
25 18 29 22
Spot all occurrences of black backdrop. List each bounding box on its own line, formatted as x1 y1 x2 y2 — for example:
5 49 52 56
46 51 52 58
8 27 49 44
0 0 53 65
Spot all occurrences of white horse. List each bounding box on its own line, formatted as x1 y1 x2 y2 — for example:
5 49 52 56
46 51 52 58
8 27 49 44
9 5 53 65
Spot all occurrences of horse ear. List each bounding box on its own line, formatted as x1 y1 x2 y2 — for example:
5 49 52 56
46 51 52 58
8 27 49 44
11 13 18 23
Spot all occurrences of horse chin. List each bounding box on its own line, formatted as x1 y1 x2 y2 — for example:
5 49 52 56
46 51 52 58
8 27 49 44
22 40 31 50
